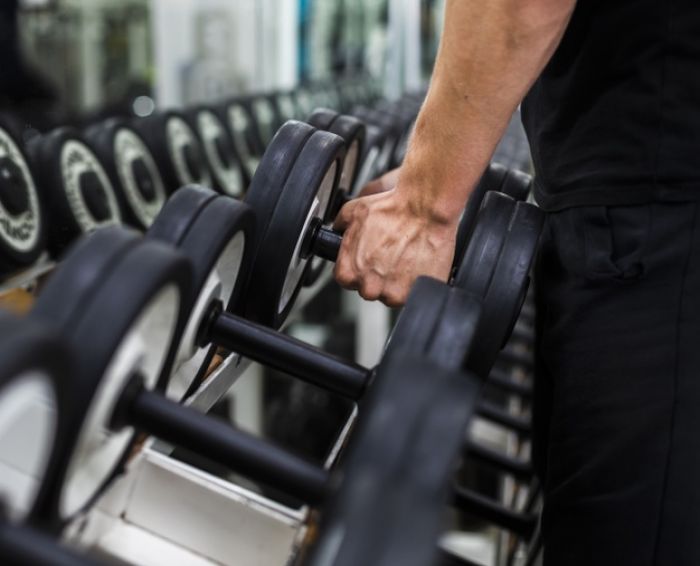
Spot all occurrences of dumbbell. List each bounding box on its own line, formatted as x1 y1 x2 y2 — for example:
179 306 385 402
454 164 533 269
0 312 100 565
246 94 280 150
147 184 482 401
83 118 168 230
0 114 47 273
184 106 246 198
26 127 122 256
130 110 213 193
214 98 261 182
304 355 479 566
304 109 366 285
29 227 482 528
351 105 401 175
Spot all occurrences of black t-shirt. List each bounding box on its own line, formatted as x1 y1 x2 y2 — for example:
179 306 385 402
522 1 700 210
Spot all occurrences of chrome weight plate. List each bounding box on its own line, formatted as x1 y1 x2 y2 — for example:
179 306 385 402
0 313 68 526
31 228 190 527
0 116 46 271
85 119 167 230
148 186 254 400
27 127 121 256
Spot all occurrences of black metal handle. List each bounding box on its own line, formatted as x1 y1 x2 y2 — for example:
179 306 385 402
301 218 343 262
128 389 330 504
204 305 369 400
452 485 538 538
464 440 534 481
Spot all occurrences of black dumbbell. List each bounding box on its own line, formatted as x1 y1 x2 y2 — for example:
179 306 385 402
26 127 122 256
305 356 479 566
185 106 246 198
84 118 168 230
351 105 401 175
0 114 47 273
147 184 482 401
29 228 481 527
131 110 213 193
246 95 280 151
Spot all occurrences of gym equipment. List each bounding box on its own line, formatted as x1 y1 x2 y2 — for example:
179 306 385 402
27 127 122 256
84 118 168 230
30 227 192 528
247 95 280 150
0 115 46 272
131 110 213 193
29 228 479 531
305 357 480 566
454 164 532 271
454 191 543 377
0 312 98 565
148 185 482 402
215 98 261 181
351 105 401 177
185 107 246 198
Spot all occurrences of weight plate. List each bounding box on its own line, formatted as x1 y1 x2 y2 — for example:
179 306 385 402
351 124 386 196
467 202 544 377
189 108 245 198
454 162 509 270
499 169 532 201
308 356 478 566
244 128 345 328
148 186 255 400
250 97 278 149
148 184 218 246
276 91 299 122
0 115 46 271
218 100 260 181
84 119 167 229
381 276 482 373
32 232 190 527
307 108 339 131
303 112 366 287
352 106 399 176
244 120 315 260
131 111 213 192
27 127 122 256
453 190 516 295
0 312 68 526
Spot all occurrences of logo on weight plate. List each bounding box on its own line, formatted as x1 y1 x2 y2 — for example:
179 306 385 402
114 128 166 226
0 129 41 252
60 140 122 231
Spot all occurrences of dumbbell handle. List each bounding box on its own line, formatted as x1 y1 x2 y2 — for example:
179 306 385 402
127 387 330 504
452 485 538 538
0 522 98 566
200 301 370 399
301 218 343 262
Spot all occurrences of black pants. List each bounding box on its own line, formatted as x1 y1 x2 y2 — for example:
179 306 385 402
534 202 700 565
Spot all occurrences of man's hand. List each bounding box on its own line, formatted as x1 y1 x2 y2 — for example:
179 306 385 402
333 188 458 307
358 167 400 197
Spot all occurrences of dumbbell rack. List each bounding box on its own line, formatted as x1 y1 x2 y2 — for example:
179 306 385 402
61 268 359 566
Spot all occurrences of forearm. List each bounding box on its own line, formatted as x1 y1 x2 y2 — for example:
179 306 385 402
398 0 576 223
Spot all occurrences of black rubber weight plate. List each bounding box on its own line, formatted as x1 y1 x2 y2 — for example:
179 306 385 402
328 115 366 196
245 128 345 328
453 190 517 295
32 226 140 331
33 236 191 529
161 193 255 399
148 184 218 246
307 357 478 566
499 169 532 201
0 117 46 270
307 108 339 130
454 162 509 270
467 201 544 378
244 120 315 258
0 312 70 526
